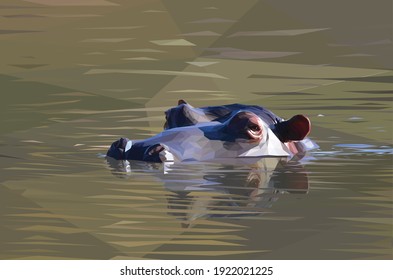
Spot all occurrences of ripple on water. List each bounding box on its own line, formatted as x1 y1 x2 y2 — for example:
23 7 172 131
333 144 393 155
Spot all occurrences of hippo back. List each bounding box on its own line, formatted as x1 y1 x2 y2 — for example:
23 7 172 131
200 104 283 126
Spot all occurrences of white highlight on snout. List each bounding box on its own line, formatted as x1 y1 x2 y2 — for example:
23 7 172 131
124 140 133 152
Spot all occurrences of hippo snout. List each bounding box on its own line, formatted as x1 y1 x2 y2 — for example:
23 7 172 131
106 137 129 160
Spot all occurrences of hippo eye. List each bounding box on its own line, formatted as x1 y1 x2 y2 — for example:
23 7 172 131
249 124 260 131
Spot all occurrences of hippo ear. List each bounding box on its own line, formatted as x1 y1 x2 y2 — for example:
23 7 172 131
274 115 311 142
178 99 187 105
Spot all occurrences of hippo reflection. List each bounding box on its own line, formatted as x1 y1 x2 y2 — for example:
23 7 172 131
106 157 309 226
107 101 318 162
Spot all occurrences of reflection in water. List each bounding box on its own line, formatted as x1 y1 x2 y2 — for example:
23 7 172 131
106 157 309 227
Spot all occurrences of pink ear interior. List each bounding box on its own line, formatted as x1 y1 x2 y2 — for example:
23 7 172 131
286 114 311 141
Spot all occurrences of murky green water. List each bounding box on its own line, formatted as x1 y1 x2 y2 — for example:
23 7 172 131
1 0 392 259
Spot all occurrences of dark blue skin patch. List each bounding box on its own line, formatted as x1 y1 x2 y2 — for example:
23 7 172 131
198 123 234 141
106 138 163 162
164 103 197 130
200 104 281 125
199 111 263 142
164 103 281 130
106 137 129 160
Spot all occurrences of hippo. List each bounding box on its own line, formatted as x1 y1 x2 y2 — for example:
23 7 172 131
106 101 317 162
